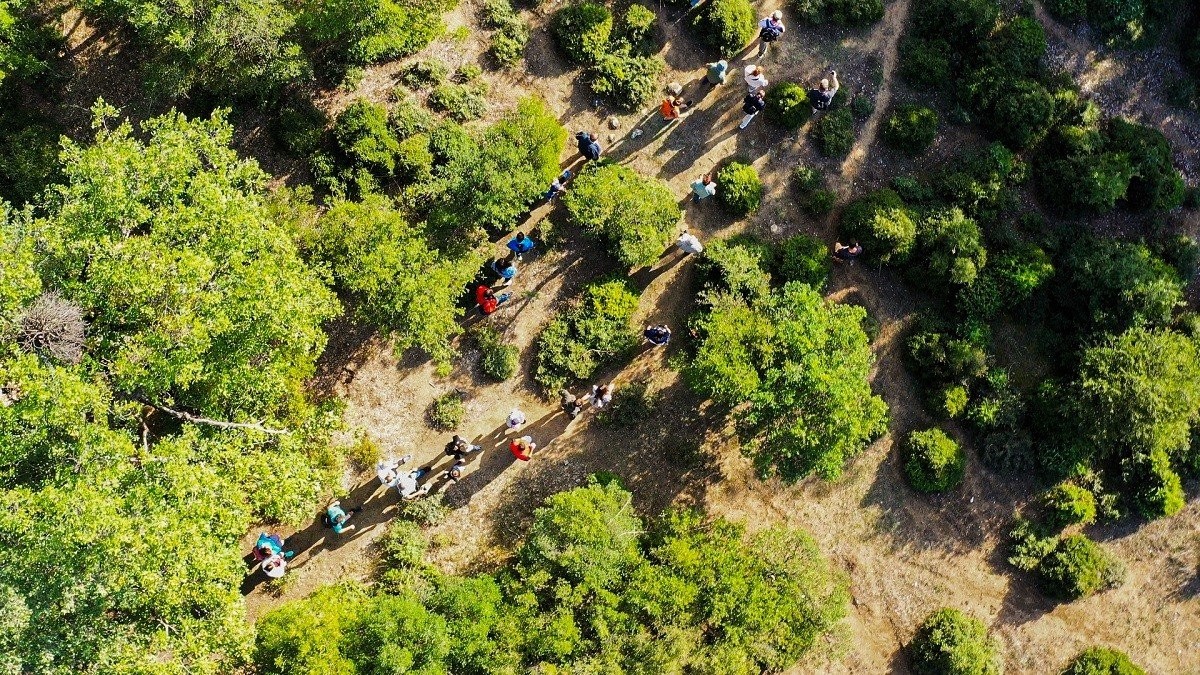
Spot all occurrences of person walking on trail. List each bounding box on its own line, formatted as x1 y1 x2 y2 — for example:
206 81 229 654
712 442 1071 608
507 231 536 260
544 169 572 201
476 284 511 315
442 457 469 484
506 408 527 430
677 230 704 256
261 551 289 578
739 89 767 130
590 383 614 409
253 533 294 562
810 70 840 111
376 457 403 490
757 10 786 57
660 96 690 123
706 59 729 85
691 174 717 201
325 500 361 535
444 434 481 460
395 461 433 500
744 65 768 93
644 324 672 346
491 256 517 284
509 435 536 461
833 241 863 263
560 389 584 418
576 131 602 161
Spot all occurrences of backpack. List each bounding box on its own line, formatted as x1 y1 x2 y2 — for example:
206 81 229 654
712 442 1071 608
321 512 332 527
760 24 783 42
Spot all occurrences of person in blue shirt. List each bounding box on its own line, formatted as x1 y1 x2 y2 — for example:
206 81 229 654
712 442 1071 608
325 500 360 535
507 232 536 260
491 256 517 284
253 533 294 561
575 132 601 161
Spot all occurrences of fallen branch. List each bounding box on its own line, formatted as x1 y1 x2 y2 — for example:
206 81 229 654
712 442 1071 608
137 398 291 436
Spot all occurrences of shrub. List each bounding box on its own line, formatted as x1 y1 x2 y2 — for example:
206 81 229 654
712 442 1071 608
812 107 855 157
793 166 822 193
791 0 884 26
1037 534 1124 599
0 120 59 206
1106 118 1185 211
390 97 436 139
596 380 658 427
716 161 763 216
1043 483 1097 530
1057 237 1182 334
959 244 1054 320
1044 0 1087 20
399 60 450 89
908 608 1003 675
884 104 938 155
1007 517 1059 571
1062 647 1146 675
273 98 328 156
899 37 952 89
588 53 664 111
428 391 466 430
1121 447 1186 519
986 16 1047 78
965 71 1056 149
692 0 756 57
480 0 529 67
770 234 829 288
552 2 613 65
694 237 772 303
395 493 450 526
911 0 999 51
471 325 519 381
913 208 986 289
839 188 917 264
618 4 658 55
563 162 681 267
535 280 640 390
298 0 453 69
805 189 837 215
765 83 813 129
334 99 400 175
1087 0 1152 47
940 385 969 419
904 428 965 493
427 83 488 122
851 94 874 119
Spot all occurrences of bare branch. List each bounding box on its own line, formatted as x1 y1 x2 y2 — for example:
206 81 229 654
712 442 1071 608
136 398 291 436
16 292 87 364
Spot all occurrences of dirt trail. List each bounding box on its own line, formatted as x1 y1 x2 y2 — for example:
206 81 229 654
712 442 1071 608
237 3 1200 673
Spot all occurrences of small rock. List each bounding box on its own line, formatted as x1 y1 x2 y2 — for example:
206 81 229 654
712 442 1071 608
607 134 615 142
608 116 620 129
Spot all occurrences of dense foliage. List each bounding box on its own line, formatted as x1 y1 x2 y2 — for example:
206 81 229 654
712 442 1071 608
535 279 640 390
687 281 888 480
563 162 681 267
692 0 756 57
715 161 763 216
1062 647 1146 675
812 107 856 156
0 105 344 673
839 188 917 264
884 104 939 155
904 428 966 493
791 0 884 26
908 608 1003 675
551 1 664 109
766 82 814 129
256 480 849 673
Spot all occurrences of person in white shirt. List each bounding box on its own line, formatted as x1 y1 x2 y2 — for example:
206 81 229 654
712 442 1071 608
677 231 704 255
590 384 614 408
396 465 432 500
744 64 768 93
506 408 527 430
690 174 717 201
757 11 786 57
376 457 402 489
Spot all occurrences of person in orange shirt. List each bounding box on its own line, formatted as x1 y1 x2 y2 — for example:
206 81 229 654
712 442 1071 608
509 436 536 461
660 96 691 123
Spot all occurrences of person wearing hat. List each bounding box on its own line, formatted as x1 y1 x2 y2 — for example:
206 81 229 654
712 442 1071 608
744 65 768 93
757 10 786 58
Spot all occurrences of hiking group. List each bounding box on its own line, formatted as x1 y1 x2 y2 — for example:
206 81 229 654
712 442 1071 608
251 6 858 581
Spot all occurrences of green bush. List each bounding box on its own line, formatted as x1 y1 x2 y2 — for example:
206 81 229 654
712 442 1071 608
899 37 952 89
563 162 681 267
0 120 59 206
770 234 829 288
273 98 328 156
1007 517 1059 571
986 16 1047 78
716 161 763 216
1037 534 1124 599
481 0 529 67
805 189 837 215
692 0 756 57
1087 0 1152 47
1106 118 1185 211
1057 237 1182 334
399 59 449 89
552 2 613 65
839 188 917 264
390 97 436 139
793 165 822 193
959 244 1054 320
588 53 664 111
1121 447 1186 518
884 104 938 155
812 107 855 157
963 70 1056 149
913 208 986 289
1043 483 1097 530
1061 647 1146 675
765 83 813 130
394 133 434 182
694 236 772 304
618 4 658 55
791 0 884 26
908 608 1003 675
939 385 969 419
334 99 400 175
535 280 640 390
596 380 658 427
1044 0 1087 19
427 83 488 122
428 391 466 430
297 0 453 70
904 428 966 493
911 0 999 50
471 326 519 381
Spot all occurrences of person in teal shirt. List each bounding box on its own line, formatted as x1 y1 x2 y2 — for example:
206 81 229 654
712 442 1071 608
706 59 728 86
325 501 360 535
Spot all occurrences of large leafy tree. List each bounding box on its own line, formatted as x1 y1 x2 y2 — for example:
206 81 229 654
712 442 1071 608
687 283 889 480
563 162 681 268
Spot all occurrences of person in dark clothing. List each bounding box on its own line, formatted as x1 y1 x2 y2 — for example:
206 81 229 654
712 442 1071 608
832 241 863 263
643 324 672 346
559 389 584 418
739 90 767 130
444 434 481 460
809 70 840 111
576 131 602 161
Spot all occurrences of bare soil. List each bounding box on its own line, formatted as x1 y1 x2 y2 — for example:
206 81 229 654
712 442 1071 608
52 1 1200 673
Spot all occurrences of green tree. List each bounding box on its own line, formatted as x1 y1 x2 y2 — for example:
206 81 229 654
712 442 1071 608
1061 647 1146 675
563 162 680 267
904 428 966 493
305 195 481 364
912 208 986 289
692 0 755 56
840 188 916 264
687 283 888 480
297 0 452 70
535 279 640 390
908 608 1003 675
1057 237 1182 335
1037 534 1124 599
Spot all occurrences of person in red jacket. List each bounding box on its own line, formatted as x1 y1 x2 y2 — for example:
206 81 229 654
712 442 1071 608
475 284 511 315
509 436 536 461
